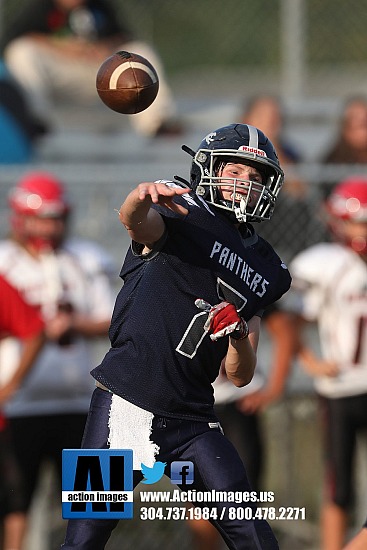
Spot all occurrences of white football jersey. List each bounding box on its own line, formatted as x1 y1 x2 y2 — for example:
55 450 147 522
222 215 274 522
290 243 367 398
0 238 116 416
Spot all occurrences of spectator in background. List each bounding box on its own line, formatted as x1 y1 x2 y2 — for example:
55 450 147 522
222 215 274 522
288 177 367 550
0 171 116 548
323 96 367 164
0 60 47 164
320 96 367 197
1 0 180 138
240 94 313 261
0 276 44 550
240 95 305 198
188 303 297 550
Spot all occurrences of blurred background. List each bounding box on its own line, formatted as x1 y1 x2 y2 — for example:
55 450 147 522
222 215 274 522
0 1 367 549
1 0 366 259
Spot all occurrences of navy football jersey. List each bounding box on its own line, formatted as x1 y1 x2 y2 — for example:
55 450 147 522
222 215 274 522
91 186 291 421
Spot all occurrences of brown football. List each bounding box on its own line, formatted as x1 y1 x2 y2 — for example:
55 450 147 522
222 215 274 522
96 51 159 114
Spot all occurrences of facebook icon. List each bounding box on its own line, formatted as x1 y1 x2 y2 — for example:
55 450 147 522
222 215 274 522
170 461 194 485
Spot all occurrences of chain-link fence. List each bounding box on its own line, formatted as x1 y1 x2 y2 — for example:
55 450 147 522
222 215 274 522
0 160 365 265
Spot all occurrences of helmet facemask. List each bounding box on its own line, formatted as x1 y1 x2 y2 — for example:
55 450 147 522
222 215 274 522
193 149 283 223
187 124 284 224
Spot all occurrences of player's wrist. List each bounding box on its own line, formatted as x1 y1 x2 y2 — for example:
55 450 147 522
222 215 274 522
230 318 249 340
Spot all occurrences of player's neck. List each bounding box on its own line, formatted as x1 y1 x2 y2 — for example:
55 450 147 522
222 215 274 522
12 235 51 259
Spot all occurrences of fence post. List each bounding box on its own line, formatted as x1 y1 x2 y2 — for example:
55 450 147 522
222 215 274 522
280 0 306 99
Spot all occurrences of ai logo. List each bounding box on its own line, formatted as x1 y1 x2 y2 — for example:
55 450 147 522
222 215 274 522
62 449 133 519
170 461 194 485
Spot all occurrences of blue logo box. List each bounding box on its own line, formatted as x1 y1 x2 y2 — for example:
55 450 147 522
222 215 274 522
62 449 133 519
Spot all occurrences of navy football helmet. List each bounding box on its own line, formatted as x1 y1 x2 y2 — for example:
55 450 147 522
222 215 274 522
187 123 284 223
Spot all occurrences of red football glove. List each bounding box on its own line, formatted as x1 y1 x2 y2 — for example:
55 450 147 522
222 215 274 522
195 299 249 341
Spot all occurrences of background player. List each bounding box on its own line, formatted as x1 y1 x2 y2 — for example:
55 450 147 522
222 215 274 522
0 276 44 550
62 123 291 549
0 171 116 548
288 177 367 550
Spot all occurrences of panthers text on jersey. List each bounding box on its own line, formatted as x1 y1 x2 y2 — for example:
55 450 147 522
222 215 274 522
92 189 291 422
290 242 367 398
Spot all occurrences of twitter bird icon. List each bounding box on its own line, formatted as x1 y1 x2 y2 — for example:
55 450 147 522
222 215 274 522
140 461 166 484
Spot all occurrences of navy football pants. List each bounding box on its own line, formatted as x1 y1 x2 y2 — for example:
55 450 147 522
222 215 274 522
61 388 279 550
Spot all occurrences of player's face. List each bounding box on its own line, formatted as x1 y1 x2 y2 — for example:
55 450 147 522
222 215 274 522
343 102 367 150
217 162 264 204
23 215 67 250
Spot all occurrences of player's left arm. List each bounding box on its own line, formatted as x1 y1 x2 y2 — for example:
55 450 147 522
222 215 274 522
46 313 111 341
46 282 114 341
237 308 298 413
0 278 45 403
0 331 45 404
223 316 260 387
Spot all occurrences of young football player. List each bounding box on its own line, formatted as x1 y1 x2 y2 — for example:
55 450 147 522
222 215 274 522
0 275 44 550
0 171 116 548
62 123 291 550
289 177 367 550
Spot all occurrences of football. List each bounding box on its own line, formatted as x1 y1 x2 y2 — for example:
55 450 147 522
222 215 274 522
96 50 159 114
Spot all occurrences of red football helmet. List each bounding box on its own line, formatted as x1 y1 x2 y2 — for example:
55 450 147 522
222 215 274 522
9 171 70 217
9 172 70 250
325 177 367 254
